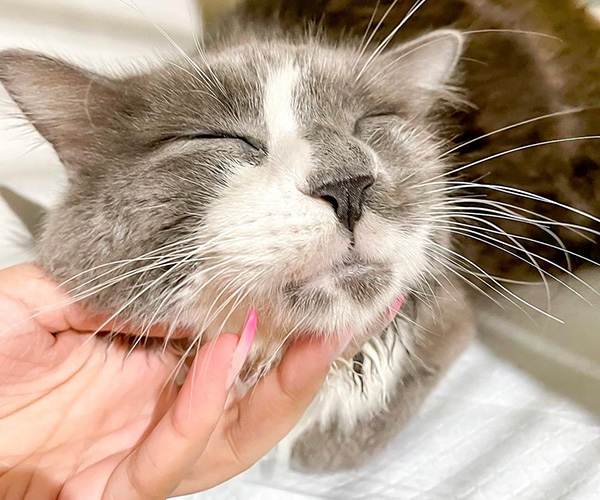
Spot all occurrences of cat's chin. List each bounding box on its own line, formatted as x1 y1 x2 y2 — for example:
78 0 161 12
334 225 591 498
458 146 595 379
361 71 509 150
283 257 392 305
181 257 401 346
274 279 402 340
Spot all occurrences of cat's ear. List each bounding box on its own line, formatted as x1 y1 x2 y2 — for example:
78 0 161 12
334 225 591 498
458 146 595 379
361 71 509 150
373 29 464 114
0 50 127 168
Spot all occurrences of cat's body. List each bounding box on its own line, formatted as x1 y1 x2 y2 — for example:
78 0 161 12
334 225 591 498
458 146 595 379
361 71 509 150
0 0 599 472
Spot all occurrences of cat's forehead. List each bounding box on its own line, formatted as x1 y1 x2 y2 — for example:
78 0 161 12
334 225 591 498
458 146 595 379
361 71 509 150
149 42 370 134
208 41 358 89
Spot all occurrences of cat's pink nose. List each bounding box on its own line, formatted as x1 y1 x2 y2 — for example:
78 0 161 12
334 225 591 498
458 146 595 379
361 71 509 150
309 174 374 232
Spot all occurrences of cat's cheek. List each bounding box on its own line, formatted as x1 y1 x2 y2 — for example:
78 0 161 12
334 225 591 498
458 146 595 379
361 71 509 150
354 212 433 284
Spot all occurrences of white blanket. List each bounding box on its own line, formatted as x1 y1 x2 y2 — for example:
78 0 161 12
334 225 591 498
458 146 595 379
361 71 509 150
1 2 598 498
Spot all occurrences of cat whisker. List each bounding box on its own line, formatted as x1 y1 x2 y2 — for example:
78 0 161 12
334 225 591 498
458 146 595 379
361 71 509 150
361 29 463 90
420 269 453 309
58 224 245 301
60 251 212 311
87 246 204 341
117 0 221 98
427 206 599 268
201 270 268 341
81 254 248 344
164 61 217 98
432 223 592 304
355 0 429 82
443 213 600 292
423 249 511 311
184 0 227 95
392 307 435 336
56 233 208 287
127 276 199 358
256 310 312 377
165 271 267 389
353 0 399 70
428 241 563 322
426 244 531 311
460 28 563 43
425 135 600 183
428 211 555 302
195 275 268 387
427 180 600 229
362 26 567 90
441 107 596 158
356 0 382 64
429 196 598 242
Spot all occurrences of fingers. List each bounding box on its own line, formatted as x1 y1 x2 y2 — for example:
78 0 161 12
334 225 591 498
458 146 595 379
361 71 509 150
174 331 352 493
101 312 257 500
0 263 116 335
227 331 352 460
102 334 236 500
0 263 183 337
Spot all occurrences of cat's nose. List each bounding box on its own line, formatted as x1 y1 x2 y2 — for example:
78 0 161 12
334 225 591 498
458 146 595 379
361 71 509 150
309 174 374 232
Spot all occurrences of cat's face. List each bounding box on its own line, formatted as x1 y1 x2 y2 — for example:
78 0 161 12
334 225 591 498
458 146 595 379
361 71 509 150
0 30 462 341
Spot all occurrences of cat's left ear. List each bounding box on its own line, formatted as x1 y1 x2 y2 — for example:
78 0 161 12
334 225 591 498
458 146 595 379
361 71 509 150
369 29 465 114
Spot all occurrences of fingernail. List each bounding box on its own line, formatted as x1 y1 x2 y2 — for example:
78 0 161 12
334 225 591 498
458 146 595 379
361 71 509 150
226 308 257 390
388 294 406 321
330 329 353 364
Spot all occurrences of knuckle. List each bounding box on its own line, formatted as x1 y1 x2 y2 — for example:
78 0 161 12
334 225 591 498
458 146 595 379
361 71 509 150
224 405 248 466
126 455 158 499
169 404 221 442
225 426 247 466
275 365 305 403
168 409 191 442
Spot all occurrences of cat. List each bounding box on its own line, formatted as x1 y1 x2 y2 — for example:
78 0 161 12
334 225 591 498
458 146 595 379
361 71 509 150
0 0 599 471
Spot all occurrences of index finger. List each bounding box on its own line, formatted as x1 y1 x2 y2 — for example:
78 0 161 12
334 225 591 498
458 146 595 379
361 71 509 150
102 333 239 500
228 332 352 460
176 331 352 493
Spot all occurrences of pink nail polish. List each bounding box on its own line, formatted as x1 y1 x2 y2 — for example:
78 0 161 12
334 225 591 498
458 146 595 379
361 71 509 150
226 308 257 390
388 294 406 321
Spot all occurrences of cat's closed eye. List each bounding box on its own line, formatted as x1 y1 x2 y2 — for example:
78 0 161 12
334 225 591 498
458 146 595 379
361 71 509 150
186 132 265 152
354 113 404 138
158 131 266 152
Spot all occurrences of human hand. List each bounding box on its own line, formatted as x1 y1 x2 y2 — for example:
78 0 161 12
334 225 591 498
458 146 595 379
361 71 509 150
0 264 351 499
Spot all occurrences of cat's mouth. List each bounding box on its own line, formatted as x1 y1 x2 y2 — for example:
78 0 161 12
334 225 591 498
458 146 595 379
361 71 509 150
332 253 376 276
329 255 391 300
283 253 393 307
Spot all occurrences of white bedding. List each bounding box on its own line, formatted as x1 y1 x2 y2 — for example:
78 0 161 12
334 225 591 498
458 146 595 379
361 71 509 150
1 1 598 498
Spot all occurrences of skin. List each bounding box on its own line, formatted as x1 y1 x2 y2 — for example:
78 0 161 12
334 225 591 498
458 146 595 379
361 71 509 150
0 264 350 500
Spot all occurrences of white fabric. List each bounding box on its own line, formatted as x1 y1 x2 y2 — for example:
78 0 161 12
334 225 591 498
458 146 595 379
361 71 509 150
0 2 598 499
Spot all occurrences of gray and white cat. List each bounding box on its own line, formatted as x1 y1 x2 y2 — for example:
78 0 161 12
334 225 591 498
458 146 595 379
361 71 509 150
1 0 599 470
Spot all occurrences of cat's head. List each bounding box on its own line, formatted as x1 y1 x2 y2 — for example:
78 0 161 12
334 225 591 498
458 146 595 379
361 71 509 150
0 29 463 342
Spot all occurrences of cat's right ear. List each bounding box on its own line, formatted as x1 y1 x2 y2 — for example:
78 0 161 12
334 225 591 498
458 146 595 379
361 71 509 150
0 50 129 169
369 30 465 116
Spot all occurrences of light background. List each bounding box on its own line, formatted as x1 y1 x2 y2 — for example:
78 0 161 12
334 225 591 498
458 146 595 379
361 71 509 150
0 1 598 499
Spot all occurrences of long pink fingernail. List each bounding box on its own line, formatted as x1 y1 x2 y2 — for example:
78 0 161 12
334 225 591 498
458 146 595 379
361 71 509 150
388 294 406 321
226 308 257 390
